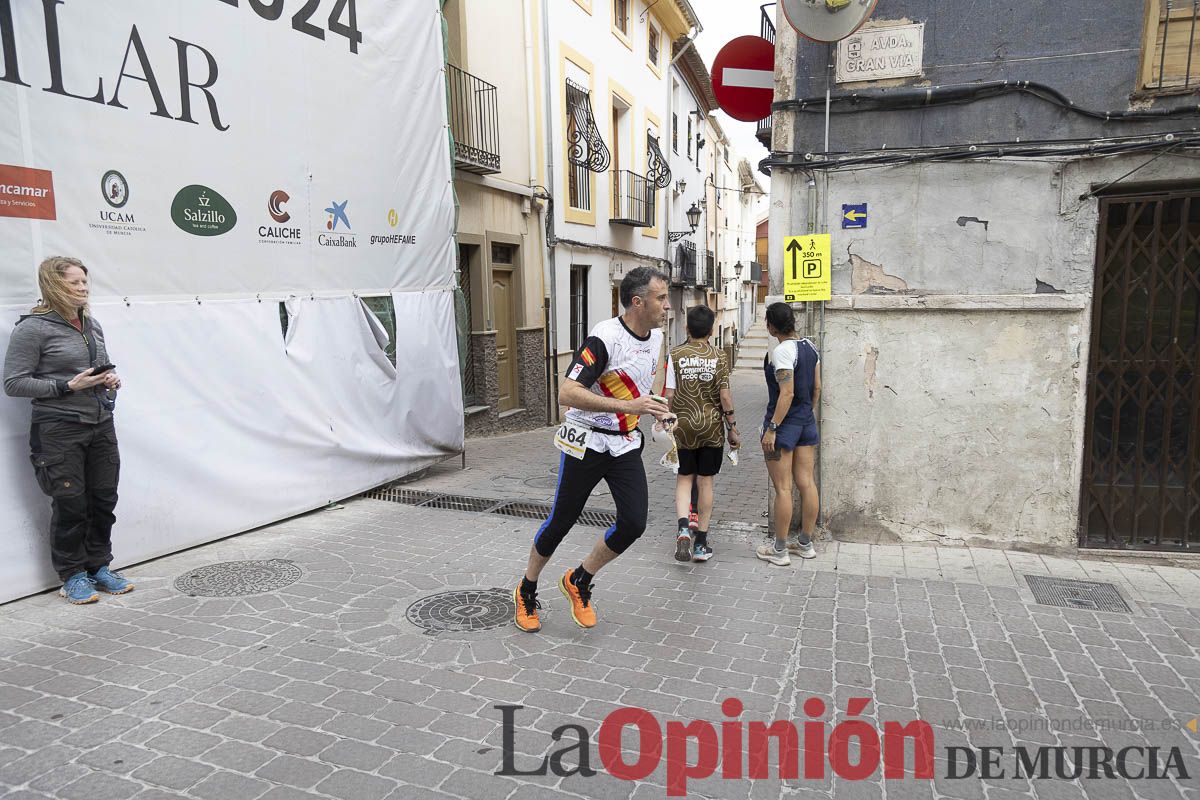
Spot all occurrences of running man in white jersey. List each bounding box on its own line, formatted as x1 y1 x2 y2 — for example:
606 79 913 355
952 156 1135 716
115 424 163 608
514 267 673 632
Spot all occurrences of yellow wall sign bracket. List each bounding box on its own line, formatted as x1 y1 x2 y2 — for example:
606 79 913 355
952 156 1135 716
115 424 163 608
783 234 831 302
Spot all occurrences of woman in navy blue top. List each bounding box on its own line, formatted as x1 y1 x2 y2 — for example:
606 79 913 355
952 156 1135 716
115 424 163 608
757 302 821 567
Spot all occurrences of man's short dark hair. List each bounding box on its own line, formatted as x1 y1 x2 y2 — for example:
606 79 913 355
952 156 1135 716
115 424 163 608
620 266 668 309
766 302 796 335
686 305 715 339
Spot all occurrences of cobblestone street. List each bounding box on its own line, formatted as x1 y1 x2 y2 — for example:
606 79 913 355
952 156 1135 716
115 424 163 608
2 373 1200 800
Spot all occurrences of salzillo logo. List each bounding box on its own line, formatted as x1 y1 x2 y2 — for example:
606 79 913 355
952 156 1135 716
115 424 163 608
171 185 237 236
268 190 290 223
101 170 128 209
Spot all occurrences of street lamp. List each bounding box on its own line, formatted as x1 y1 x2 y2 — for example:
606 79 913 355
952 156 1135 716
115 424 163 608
668 201 702 243
734 261 744 281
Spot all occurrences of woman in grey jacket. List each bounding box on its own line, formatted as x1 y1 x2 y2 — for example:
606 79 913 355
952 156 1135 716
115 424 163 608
3 256 133 604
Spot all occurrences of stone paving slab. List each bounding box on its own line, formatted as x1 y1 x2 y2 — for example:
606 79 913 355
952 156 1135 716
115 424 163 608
4 373 1200 799
1 494 1199 800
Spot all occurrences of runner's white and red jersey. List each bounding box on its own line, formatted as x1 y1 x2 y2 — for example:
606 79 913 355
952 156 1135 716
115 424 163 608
562 316 671 453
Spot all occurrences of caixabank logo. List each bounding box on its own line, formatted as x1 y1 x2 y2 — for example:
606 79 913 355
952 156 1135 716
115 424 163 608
494 698 1191 797
171 184 236 236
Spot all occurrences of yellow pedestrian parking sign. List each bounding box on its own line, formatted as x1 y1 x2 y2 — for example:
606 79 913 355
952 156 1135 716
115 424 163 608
783 234 831 302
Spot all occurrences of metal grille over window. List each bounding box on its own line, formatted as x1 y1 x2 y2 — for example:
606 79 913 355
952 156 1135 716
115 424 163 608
646 133 672 190
565 80 611 174
673 240 697 286
457 253 476 406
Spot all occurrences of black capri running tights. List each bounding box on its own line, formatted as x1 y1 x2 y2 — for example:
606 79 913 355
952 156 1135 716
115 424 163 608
532 442 648 557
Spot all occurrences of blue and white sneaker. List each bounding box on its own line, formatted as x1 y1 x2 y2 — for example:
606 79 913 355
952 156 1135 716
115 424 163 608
692 543 713 562
60 572 99 604
89 566 134 594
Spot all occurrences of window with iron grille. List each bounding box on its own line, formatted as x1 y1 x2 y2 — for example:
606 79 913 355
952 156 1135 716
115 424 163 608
614 0 629 35
458 247 476 405
569 266 589 352
1140 0 1200 92
686 116 692 158
672 113 678 153
567 113 591 210
648 25 659 65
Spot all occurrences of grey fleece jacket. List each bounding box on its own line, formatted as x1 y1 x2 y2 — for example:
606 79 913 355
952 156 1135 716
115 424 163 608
3 309 114 424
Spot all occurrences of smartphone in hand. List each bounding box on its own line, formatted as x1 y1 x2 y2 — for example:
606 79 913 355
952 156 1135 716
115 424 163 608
90 364 116 376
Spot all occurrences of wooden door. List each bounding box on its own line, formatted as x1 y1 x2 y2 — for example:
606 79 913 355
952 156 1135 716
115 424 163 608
492 270 518 412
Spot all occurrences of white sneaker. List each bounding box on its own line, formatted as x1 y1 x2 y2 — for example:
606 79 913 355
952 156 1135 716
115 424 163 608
755 543 791 566
787 536 817 559
674 530 694 562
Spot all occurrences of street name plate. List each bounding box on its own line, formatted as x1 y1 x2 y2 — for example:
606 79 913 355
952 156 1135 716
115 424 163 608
836 23 924 83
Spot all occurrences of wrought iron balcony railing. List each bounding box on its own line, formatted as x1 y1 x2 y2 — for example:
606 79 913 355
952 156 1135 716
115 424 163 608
611 170 656 227
756 4 776 147
672 240 697 286
447 64 501 175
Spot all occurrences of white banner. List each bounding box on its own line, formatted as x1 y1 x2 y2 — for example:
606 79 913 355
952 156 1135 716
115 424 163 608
0 1 462 601
0 0 455 300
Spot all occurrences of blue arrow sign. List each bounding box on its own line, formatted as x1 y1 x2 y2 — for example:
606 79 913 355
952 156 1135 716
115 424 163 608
842 203 867 229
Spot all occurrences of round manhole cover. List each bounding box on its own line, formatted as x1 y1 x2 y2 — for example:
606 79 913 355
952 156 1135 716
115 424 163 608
174 559 303 597
405 588 514 633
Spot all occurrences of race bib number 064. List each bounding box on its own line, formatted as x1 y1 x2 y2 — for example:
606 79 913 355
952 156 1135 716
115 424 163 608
553 422 589 459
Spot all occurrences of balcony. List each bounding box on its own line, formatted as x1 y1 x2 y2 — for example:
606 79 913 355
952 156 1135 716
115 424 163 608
447 64 500 175
672 240 697 286
756 4 775 148
611 170 656 227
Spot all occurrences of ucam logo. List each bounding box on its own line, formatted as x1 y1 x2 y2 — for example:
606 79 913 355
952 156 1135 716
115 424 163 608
91 169 145 237
171 185 236 236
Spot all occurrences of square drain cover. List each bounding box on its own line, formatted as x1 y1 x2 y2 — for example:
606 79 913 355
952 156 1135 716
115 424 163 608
1024 575 1131 613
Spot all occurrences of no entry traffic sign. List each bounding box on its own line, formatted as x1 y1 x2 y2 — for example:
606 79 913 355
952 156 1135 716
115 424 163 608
711 36 775 122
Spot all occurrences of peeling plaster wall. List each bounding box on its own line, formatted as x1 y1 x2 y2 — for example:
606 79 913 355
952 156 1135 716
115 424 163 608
804 154 1200 547
829 161 1087 296
822 309 1084 547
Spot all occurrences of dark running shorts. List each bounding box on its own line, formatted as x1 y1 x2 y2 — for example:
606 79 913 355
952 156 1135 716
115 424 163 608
773 419 819 450
677 446 723 476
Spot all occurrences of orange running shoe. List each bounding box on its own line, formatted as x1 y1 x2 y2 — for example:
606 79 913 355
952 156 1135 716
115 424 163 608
514 584 542 632
559 570 597 628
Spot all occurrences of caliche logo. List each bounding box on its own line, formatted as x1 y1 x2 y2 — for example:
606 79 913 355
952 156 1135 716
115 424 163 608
101 170 128 209
260 189 301 245
171 185 237 236
0 164 55 220
268 190 291 223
